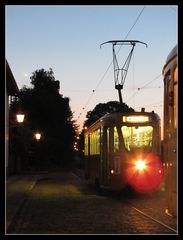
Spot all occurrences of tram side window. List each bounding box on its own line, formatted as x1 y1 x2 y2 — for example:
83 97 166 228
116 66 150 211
84 135 88 156
174 67 178 129
96 129 101 154
90 129 100 155
164 72 171 134
114 127 120 152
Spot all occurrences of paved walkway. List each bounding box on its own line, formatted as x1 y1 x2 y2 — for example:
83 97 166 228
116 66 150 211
6 173 39 231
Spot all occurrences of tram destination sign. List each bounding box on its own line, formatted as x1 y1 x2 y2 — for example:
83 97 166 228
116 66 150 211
123 115 149 123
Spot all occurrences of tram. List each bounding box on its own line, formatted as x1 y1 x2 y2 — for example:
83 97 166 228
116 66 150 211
84 109 164 193
162 45 178 216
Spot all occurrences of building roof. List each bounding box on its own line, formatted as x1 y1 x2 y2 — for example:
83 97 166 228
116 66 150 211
6 60 19 95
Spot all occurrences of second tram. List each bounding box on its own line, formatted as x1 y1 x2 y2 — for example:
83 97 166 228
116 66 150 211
84 109 164 193
162 45 178 216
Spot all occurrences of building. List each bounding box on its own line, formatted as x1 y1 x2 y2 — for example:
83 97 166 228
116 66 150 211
6 60 19 175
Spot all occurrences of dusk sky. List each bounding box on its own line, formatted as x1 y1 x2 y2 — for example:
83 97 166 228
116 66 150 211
6 5 177 134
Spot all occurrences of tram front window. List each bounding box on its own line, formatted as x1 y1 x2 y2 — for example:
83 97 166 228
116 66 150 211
121 126 153 151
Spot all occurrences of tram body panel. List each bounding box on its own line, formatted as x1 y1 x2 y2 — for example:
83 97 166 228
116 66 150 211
162 45 177 216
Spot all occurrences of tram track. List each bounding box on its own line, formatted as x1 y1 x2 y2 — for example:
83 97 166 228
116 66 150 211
106 189 178 234
127 202 177 234
73 169 178 234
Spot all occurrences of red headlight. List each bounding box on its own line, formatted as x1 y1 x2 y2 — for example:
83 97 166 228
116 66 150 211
126 153 164 193
135 159 146 171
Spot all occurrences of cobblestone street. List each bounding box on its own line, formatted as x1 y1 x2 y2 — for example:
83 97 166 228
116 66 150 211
6 170 178 235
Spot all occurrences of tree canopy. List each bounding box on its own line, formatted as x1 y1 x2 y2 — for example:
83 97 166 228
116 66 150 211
84 101 134 127
9 68 76 170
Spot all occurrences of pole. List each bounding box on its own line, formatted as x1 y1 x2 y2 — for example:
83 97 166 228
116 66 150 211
115 84 123 105
118 89 123 105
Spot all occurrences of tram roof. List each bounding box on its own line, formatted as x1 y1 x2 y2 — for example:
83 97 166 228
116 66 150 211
99 111 160 121
85 111 160 132
165 45 177 65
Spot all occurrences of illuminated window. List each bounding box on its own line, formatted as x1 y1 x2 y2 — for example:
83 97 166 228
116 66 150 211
90 129 100 155
121 126 153 151
96 129 100 154
90 133 94 155
107 128 110 154
174 67 178 129
164 73 171 134
114 127 120 152
84 135 88 156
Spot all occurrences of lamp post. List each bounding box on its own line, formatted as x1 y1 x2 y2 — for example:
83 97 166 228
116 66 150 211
34 132 42 171
14 113 25 173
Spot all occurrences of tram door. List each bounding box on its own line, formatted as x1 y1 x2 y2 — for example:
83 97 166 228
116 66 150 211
100 126 110 186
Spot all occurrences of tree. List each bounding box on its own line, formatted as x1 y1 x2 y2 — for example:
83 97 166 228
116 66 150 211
9 68 76 170
84 101 134 127
30 68 60 92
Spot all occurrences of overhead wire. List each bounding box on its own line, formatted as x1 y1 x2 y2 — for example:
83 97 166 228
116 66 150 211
140 73 162 89
95 6 146 91
118 5 175 107
116 6 146 54
76 6 146 123
124 86 162 90
126 73 162 103
135 100 163 110
135 104 162 109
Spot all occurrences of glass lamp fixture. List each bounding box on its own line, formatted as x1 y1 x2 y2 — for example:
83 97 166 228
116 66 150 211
35 133 41 140
16 114 25 123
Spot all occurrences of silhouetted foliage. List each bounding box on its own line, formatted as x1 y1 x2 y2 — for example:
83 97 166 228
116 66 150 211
9 68 76 171
30 68 60 93
84 101 134 127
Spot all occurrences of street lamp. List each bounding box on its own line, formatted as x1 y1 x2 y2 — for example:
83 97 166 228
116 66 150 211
35 132 41 141
16 113 25 123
